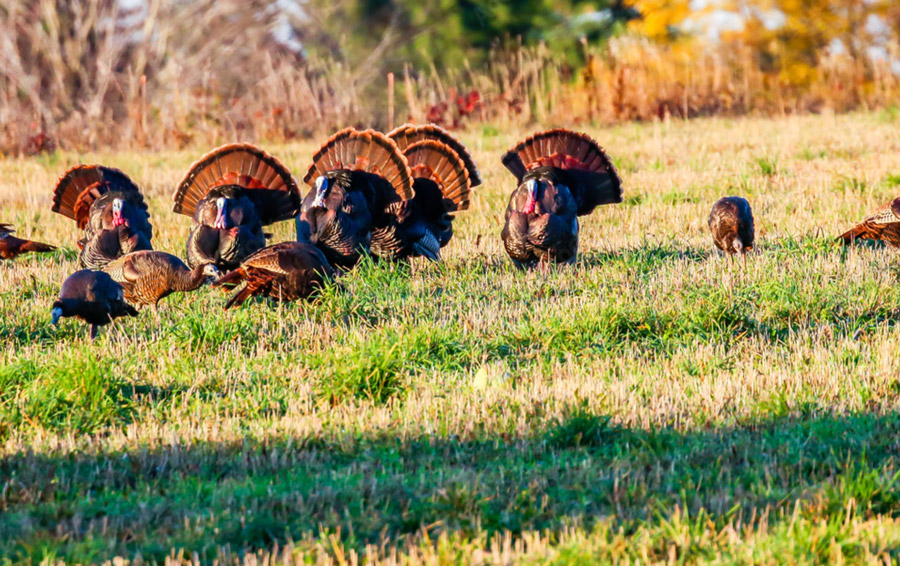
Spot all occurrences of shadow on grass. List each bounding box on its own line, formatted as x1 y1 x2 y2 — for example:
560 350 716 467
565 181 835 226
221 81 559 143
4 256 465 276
2 408 900 563
579 244 711 268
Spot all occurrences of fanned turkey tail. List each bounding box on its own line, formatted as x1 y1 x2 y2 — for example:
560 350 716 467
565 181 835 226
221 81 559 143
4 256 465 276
404 140 471 211
388 124 482 187
173 143 301 224
502 129 623 215
303 128 413 202
51 165 146 229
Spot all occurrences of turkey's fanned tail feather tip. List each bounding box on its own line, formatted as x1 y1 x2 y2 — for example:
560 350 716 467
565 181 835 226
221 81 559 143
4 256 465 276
388 124 482 187
503 129 621 184
173 143 301 221
52 165 144 229
304 128 414 201
404 140 471 211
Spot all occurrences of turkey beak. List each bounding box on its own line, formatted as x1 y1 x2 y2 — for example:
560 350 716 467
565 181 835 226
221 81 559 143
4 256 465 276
733 239 743 254
524 180 538 215
112 198 125 227
214 197 228 230
312 176 328 208
51 307 63 325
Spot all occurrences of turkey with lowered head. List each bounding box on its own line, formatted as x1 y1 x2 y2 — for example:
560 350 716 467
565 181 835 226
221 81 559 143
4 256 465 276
0 223 55 260
212 241 334 309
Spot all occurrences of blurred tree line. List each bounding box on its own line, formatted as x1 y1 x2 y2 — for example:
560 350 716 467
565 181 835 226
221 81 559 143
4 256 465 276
294 0 639 73
1 0 899 153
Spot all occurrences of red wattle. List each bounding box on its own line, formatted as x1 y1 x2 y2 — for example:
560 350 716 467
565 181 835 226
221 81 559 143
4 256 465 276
523 197 536 215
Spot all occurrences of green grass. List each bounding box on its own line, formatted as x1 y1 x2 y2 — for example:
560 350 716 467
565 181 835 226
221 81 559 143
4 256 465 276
3 112 900 564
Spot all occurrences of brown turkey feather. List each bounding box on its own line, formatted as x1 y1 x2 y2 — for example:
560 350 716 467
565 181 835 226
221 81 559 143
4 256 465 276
52 165 143 229
838 198 900 245
501 129 621 186
388 124 482 187
303 128 414 201
404 140 471 211
173 143 300 217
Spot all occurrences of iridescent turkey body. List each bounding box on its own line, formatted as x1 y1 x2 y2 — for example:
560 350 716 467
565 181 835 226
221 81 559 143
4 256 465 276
184 186 268 270
502 167 581 266
173 144 301 270
297 169 380 268
297 128 413 268
50 269 138 338
500 129 623 268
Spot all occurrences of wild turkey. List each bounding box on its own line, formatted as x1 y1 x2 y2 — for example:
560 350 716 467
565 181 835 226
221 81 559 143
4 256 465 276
369 124 480 260
103 250 220 309
297 128 413 268
212 241 334 309
50 269 138 339
500 129 623 268
838 197 900 247
0 223 56 260
173 144 301 271
51 165 153 269
708 197 755 254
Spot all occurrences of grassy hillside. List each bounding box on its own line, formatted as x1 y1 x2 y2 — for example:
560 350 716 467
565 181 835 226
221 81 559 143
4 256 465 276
3 112 900 564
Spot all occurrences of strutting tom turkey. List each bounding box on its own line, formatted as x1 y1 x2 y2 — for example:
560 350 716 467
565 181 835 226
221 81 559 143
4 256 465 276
500 129 623 268
0 223 55 260
212 241 334 309
297 128 413 269
371 124 481 261
51 165 153 269
173 144 302 271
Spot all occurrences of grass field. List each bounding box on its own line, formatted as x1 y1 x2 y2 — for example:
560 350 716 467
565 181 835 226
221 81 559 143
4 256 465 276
4 111 900 565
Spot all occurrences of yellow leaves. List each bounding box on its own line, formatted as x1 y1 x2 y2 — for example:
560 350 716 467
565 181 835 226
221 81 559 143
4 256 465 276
626 0 692 41
781 60 820 87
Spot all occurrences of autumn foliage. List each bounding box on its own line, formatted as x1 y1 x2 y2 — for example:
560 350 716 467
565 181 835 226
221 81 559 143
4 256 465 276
0 0 897 154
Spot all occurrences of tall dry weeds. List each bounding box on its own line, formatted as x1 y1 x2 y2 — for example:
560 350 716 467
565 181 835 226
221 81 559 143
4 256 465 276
0 1 898 154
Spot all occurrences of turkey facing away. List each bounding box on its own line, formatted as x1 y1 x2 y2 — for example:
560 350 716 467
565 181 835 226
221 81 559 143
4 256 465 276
708 197 755 254
297 128 413 268
369 124 481 261
838 197 900 247
173 144 302 271
51 165 153 269
103 251 220 309
0 223 55 260
51 269 138 339
212 241 334 309
500 129 623 268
